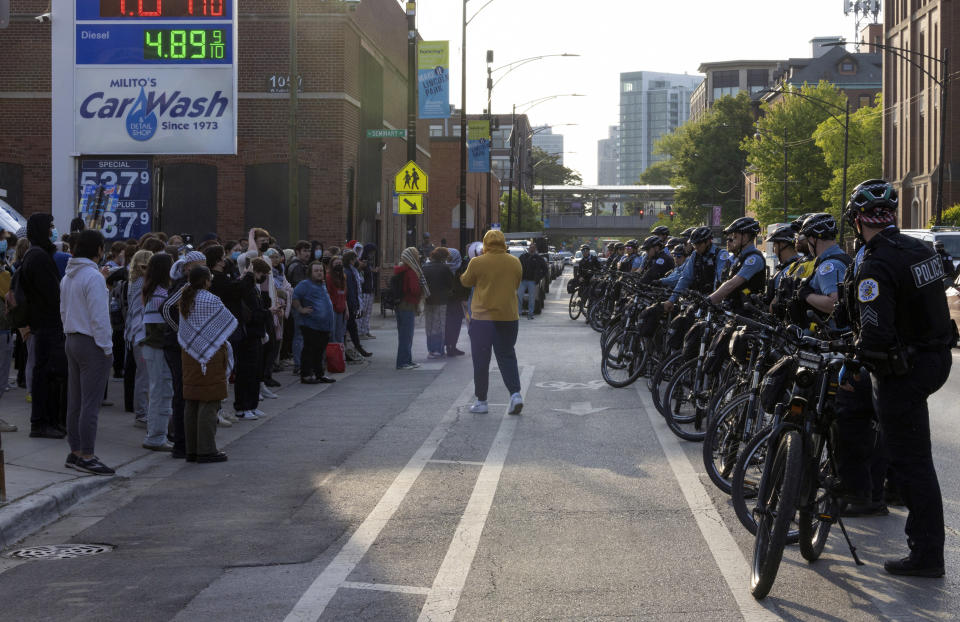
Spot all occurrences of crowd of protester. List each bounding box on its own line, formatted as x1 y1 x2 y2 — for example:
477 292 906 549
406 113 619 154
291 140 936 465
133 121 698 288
0 216 379 474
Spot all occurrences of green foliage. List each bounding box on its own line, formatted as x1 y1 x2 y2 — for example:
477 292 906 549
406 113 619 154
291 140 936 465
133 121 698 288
743 82 845 225
653 92 755 226
638 159 676 185
938 204 960 226
814 94 881 218
499 190 542 232
531 147 582 186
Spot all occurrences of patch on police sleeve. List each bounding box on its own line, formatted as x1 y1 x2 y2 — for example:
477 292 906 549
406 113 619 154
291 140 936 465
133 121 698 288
910 255 945 288
857 278 879 303
818 262 835 276
745 255 759 267
656 258 664 265
860 304 879 327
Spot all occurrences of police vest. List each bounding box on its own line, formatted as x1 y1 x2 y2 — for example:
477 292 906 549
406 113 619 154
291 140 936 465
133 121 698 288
729 248 767 309
691 246 721 294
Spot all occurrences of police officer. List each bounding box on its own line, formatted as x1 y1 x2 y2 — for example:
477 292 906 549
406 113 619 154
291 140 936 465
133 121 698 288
619 239 642 272
934 240 957 285
652 225 671 245
679 227 695 256
846 179 956 577
578 244 601 279
663 226 724 312
639 236 674 284
793 213 851 328
765 224 802 318
606 242 625 272
707 217 765 309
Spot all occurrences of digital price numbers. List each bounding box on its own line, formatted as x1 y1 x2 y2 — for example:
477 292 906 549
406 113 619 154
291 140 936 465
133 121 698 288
100 0 226 18
144 29 224 60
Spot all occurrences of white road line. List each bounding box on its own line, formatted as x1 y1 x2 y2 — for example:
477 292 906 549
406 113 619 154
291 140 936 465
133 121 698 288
427 459 486 467
636 388 782 622
341 582 431 595
283 381 477 622
554 275 567 300
417 365 535 622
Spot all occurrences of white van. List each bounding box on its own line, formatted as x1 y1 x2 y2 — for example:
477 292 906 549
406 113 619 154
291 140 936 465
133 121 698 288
900 227 960 270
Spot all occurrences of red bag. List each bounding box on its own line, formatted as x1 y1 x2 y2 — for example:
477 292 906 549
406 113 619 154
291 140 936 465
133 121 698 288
325 343 346 374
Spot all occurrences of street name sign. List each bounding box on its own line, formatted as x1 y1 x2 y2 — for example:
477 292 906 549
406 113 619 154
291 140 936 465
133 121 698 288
367 129 407 139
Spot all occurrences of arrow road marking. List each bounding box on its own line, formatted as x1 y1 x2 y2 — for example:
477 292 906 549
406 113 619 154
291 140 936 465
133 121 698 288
551 402 610 416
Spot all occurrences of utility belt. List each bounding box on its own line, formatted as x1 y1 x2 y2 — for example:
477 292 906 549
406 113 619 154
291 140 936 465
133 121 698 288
860 341 949 377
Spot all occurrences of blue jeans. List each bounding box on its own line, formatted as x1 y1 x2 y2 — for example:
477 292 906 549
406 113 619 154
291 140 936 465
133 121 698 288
469 320 521 401
396 310 416 367
292 313 304 367
142 345 172 447
517 280 538 317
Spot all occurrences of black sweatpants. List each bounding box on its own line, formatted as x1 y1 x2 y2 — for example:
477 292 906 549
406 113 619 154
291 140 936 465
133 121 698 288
234 337 262 412
300 326 330 379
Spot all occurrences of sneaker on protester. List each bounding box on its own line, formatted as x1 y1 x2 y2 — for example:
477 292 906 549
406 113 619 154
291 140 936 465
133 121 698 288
469 400 489 414
221 411 239 423
252 408 266 417
0 418 17 433
217 412 233 428
260 385 279 399
508 392 524 415
236 410 258 420
134 415 147 429
74 456 115 476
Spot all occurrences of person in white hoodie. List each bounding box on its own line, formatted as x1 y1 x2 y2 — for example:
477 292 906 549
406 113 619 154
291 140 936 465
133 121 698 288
60 230 115 476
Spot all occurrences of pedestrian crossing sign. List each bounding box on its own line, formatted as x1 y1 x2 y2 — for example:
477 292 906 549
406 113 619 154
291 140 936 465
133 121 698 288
398 194 424 215
394 161 428 194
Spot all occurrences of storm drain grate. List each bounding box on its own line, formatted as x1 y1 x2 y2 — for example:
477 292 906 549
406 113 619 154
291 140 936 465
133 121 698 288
3 544 115 561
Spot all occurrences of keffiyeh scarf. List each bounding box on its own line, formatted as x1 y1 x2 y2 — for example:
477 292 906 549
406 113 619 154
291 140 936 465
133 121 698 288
400 247 431 299
178 289 238 374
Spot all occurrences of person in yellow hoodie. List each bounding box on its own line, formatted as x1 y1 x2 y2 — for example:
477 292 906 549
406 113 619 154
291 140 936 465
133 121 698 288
459 230 524 415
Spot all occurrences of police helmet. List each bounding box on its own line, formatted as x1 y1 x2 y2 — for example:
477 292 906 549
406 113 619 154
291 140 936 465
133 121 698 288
765 224 797 245
580 244 590 252
614 242 625 250
625 239 639 248
846 179 898 226
671 245 688 257
722 216 761 237
641 236 661 251
799 213 838 240
652 225 670 236
666 236 684 249
689 226 713 245
680 227 695 240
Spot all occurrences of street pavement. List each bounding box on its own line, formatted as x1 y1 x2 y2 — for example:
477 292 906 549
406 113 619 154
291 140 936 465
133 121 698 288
0 267 958 621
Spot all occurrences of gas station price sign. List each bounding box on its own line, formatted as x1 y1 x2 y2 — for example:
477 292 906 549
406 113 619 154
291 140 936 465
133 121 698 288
83 0 231 19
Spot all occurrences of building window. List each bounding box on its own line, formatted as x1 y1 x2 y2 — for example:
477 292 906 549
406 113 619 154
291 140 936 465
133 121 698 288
429 125 443 137
623 82 634 92
713 86 739 100
747 68 768 87
858 95 872 109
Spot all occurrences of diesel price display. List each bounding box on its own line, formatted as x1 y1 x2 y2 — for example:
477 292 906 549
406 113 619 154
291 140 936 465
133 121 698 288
99 0 226 17
144 29 225 60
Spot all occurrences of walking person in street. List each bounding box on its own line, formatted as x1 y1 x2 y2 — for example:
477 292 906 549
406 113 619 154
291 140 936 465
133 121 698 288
423 247 454 358
460 230 524 415
292 261 336 384
393 247 426 369
60 230 116 475
517 243 548 320
178 265 235 463
444 248 469 357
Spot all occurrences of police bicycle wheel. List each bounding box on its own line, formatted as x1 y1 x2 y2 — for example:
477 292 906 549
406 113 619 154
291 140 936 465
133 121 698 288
652 353 684 417
568 290 583 320
798 422 839 562
601 327 646 388
751 430 803 600
703 393 755 495
730 426 801 544
664 359 714 442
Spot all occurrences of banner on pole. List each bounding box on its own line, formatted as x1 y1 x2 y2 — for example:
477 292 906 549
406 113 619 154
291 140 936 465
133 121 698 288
467 120 490 173
418 41 450 119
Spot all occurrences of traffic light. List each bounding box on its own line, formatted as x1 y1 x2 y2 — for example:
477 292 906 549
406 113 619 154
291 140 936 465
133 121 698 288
638 208 645 217
669 210 676 220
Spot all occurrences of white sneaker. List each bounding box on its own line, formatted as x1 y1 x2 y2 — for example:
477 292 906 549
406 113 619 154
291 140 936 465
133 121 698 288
253 408 266 417
260 386 279 399
236 410 259 420
508 393 523 415
222 411 239 423
469 400 489 414
217 413 233 428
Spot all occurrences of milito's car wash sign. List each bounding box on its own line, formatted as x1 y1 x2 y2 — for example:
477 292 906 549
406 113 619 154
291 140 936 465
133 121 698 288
73 0 238 154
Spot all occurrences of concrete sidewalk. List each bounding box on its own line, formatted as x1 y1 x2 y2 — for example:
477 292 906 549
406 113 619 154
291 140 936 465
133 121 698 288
0 326 394 549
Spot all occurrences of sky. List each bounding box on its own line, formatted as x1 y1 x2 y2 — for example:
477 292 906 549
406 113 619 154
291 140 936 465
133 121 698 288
409 0 878 185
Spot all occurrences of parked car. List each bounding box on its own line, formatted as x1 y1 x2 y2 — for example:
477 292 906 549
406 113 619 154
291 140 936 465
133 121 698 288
557 251 573 265
901 227 960 270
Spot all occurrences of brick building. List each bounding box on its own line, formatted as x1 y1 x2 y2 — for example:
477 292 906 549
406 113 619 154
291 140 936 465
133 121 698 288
883 0 959 227
425 139 500 248
0 0 432 265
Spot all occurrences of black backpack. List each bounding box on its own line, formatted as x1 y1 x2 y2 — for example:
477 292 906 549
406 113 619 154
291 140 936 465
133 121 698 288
389 272 405 304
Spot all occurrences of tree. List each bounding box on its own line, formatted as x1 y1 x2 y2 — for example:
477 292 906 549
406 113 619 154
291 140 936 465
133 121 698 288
530 147 582 186
813 94 881 218
937 204 960 226
743 81 845 225
499 190 542 232
638 159 676 185
653 92 755 226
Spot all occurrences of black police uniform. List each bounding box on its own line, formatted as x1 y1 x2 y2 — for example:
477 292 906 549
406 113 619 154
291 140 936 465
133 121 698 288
639 249 674 284
727 246 766 310
848 226 955 565
937 248 957 283
690 245 722 294
579 252 601 280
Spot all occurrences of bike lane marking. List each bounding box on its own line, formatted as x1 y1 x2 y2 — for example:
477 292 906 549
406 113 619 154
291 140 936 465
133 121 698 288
282 380 477 622
417 364 535 622
636 387 782 622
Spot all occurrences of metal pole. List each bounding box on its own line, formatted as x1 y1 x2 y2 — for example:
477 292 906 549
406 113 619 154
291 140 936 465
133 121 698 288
406 1 418 248
486 53 493 235
783 125 788 223
507 104 515 232
458 0 468 252
841 99 850 217
288 0 299 244
936 47 949 226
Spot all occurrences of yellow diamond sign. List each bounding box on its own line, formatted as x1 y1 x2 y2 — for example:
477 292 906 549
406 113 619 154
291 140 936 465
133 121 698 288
398 194 424 215
394 161 428 194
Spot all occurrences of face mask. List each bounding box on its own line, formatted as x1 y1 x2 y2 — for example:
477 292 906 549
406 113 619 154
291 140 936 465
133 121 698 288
259 242 270 253
230 251 241 261
50 227 59 244
314 250 323 260
0 240 7 254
